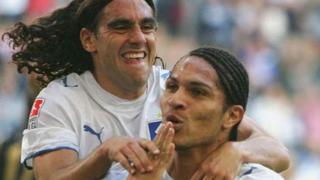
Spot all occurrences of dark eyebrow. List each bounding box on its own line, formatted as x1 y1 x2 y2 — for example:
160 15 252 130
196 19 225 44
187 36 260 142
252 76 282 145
141 17 157 25
189 81 213 90
107 18 133 27
167 76 212 89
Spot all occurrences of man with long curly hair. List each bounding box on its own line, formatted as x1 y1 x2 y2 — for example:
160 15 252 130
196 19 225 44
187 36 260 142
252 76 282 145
2 0 289 179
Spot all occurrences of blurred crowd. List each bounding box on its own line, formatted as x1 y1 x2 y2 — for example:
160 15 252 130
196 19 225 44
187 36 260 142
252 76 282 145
0 0 319 179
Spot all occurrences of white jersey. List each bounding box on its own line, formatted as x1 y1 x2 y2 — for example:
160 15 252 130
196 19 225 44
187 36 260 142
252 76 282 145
163 163 284 180
21 66 170 179
103 163 284 180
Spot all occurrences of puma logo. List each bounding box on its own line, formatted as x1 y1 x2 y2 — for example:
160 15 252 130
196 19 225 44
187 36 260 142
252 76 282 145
83 125 104 144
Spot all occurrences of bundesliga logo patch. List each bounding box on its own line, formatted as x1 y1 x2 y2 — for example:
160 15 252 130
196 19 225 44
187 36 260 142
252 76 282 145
28 98 45 129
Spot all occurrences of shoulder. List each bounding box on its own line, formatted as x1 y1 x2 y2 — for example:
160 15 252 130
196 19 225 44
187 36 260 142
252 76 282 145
45 72 83 93
237 163 284 180
39 72 88 101
150 66 170 90
30 72 90 120
152 65 170 80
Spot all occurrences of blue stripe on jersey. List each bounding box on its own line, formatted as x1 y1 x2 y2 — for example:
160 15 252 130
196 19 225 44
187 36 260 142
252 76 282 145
240 166 258 177
23 146 78 169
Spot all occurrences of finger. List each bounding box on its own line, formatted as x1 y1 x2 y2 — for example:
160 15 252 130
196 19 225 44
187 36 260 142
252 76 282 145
202 176 212 180
154 122 169 146
157 142 175 170
167 121 173 129
166 143 175 163
121 145 147 173
156 122 173 150
139 139 159 155
156 121 172 143
156 122 165 136
213 176 224 180
209 173 227 180
163 126 174 150
204 175 221 180
223 174 233 180
129 141 155 172
116 153 136 174
191 170 205 180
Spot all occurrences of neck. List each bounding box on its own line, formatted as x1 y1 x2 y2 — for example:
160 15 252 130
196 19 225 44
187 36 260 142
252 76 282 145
93 71 147 100
169 145 216 180
170 133 229 180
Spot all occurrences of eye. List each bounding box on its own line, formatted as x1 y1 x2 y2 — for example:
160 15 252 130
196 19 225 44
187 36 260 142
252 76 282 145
191 88 208 97
113 24 129 30
165 81 178 93
108 20 132 33
141 22 157 33
112 24 130 32
140 19 157 33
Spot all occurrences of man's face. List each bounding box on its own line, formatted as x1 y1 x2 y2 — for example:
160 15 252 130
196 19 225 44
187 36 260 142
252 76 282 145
160 56 228 150
87 0 157 91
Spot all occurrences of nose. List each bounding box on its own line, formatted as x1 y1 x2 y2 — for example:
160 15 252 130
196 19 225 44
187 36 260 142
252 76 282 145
167 89 187 110
128 25 146 45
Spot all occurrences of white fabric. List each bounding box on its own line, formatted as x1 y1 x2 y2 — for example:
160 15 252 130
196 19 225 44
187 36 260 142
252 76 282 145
162 163 284 180
21 66 169 179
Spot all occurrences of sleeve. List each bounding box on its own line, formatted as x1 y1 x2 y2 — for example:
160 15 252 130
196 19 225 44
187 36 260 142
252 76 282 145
21 83 80 169
237 163 284 180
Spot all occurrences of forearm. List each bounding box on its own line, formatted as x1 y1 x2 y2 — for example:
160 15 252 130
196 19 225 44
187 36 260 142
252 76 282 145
60 149 111 180
233 136 290 172
236 116 290 172
127 171 163 180
35 147 112 180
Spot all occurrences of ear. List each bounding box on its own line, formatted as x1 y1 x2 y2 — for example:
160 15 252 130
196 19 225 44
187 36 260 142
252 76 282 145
79 28 97 53
222 105 244 129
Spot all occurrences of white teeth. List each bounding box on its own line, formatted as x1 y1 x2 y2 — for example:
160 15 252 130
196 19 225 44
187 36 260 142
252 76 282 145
124 52 145 59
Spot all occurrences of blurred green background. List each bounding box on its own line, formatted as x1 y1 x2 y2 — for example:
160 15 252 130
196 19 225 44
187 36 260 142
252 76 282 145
0 0 319 179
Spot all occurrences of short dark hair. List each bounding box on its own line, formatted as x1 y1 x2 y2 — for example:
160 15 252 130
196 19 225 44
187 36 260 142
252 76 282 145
188 47 249 141
1 0 156 86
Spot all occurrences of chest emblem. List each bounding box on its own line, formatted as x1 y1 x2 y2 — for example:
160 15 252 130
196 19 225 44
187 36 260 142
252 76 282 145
148 121 162 140
84 125 104 144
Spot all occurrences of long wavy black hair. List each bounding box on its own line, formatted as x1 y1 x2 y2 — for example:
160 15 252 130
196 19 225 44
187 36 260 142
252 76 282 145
1 0 156 86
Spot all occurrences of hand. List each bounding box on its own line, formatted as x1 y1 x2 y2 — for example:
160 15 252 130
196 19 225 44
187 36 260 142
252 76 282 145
128 122 175 180
152 121 175 171
191 142 243 180
103 136 160 174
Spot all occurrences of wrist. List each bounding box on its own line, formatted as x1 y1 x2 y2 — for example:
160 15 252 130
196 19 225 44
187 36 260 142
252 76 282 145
95 145 113 168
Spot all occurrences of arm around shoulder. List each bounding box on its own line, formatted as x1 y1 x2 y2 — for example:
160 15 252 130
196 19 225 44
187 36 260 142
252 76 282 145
234 115 290 172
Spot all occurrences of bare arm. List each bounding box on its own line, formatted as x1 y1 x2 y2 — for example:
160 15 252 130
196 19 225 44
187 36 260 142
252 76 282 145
191 116 290 180
34 148 110 180
235 115 290 172
33 137 160 180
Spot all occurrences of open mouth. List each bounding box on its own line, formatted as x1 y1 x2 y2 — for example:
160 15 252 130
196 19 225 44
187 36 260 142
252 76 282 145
166 114 183 131
121 51 147 64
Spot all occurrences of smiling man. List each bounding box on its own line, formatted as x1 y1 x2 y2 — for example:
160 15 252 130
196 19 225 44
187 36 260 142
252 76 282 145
2 0 288 179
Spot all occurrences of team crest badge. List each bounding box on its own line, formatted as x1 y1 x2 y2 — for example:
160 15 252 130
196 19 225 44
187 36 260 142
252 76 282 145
148 120 162 140
147 112 162 140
